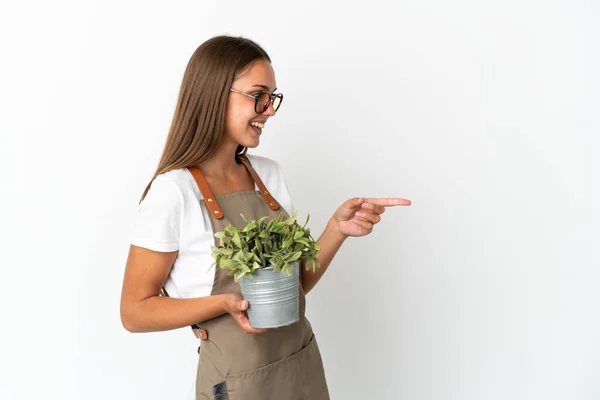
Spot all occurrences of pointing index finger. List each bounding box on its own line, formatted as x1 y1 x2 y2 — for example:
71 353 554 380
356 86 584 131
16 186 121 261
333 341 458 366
364 198 411 207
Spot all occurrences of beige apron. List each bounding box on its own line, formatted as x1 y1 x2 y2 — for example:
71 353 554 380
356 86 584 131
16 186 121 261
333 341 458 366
187 156 330 400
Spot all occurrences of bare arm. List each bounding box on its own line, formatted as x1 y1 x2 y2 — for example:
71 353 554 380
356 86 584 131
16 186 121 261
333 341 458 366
120 245 264 334
300 197 410 294
301 218 347 295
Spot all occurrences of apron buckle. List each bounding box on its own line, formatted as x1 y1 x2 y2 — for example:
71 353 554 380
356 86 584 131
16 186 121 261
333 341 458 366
192 327 209 340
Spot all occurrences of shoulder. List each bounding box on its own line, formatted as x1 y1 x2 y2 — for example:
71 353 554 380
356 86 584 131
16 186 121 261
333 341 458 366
246 153 282 171
155 168 193 190
152 168 202 201
133 170 191 251
246 154 286 182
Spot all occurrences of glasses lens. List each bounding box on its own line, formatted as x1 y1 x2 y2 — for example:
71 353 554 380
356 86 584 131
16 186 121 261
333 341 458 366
256 93 271 113
255 93 283 113
272 95 282 112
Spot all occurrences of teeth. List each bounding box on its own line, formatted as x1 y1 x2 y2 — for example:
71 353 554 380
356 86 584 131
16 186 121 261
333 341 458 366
250 122 264 129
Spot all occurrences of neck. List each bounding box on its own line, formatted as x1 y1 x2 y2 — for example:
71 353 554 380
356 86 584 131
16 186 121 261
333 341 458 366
200 141 243 179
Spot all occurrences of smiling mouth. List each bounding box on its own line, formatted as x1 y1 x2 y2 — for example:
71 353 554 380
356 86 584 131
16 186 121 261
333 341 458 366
249 125 262 135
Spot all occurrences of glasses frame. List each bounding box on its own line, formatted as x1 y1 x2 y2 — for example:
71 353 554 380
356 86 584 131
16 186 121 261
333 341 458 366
229 88 283 114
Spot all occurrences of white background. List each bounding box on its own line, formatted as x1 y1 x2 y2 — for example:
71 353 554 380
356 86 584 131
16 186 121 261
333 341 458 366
1 1 599 399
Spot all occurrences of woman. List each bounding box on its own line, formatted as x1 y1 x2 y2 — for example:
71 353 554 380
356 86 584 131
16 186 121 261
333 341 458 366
120 35 410 400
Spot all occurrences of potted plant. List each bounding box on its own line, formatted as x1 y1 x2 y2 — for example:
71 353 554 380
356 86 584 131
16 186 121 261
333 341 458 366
210 209 321 328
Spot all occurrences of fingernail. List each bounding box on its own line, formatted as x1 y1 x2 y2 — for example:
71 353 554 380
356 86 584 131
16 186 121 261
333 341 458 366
355 212 362 216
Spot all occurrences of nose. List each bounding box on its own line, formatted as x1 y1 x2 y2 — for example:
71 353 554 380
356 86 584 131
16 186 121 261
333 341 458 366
261 101 276 117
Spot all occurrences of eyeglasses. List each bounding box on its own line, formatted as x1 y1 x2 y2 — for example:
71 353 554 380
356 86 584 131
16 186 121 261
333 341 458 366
229 88 283 114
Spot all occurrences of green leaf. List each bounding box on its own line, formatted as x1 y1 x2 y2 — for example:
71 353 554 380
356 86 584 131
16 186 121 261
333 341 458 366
234 270 247 283
303 213 310 228
255 239 263 253
258 215 270 227
220 259 235 268
286 251 302 262
224 225 238 235
269 223 285 234
240 214 251 224
240 263 251 273
275 259 284 272
296 238 310 247
232 233 242 248
312 258 321 272
243 222 257 232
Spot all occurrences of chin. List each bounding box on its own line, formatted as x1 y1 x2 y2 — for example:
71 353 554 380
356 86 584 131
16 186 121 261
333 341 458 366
242 136 260 148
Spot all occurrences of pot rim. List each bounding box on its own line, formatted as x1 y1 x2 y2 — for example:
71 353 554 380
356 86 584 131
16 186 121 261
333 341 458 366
255 261 300 270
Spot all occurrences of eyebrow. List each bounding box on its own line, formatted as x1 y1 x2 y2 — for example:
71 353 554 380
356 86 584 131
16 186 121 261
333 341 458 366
249 84 277 92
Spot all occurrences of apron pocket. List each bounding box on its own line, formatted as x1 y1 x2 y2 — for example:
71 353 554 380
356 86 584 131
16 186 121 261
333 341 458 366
225 334 329 400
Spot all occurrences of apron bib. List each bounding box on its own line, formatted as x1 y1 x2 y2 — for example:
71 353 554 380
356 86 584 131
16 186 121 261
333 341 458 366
188 156 330 400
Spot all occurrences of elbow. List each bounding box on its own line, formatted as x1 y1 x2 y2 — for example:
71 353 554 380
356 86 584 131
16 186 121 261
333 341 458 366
120 310 137 333
120 303 145 333
121 315 138 333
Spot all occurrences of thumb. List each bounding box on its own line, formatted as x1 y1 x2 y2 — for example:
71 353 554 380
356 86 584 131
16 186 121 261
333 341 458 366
344 197 365 210
238 299 249 311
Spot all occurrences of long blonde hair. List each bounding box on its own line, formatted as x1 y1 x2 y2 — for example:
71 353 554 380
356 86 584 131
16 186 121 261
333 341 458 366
139 35 271 203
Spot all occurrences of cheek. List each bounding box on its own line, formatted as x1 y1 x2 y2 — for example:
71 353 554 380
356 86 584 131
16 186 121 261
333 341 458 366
227 115 247 137
226 108 255 135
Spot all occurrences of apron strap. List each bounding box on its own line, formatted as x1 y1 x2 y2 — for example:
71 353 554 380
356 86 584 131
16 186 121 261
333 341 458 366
187 156 280 219
187 166 225 220
239 155 280 211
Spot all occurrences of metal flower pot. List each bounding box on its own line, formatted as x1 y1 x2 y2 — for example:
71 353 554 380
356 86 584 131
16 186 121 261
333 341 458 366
239 262 300 329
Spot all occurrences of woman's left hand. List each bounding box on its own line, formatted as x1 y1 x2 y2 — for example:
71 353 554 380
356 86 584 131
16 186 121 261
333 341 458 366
331 197 411 238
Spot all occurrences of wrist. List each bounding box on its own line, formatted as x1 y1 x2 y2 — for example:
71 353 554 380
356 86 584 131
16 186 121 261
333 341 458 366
326 217 348 242
221 292 242 314
221 293 235 314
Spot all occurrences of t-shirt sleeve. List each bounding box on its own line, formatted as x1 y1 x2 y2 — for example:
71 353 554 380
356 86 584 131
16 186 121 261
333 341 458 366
131 176 183 252
275 161 295 216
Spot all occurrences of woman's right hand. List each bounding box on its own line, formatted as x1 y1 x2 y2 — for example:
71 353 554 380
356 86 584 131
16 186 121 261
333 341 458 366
224 293 268 334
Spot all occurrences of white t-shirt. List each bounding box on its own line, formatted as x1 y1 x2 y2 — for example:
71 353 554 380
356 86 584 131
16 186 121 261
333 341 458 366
130 154 295 299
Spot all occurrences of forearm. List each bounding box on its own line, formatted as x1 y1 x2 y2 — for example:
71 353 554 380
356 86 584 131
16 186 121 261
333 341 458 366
121 293 231 333
301 218 347 294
